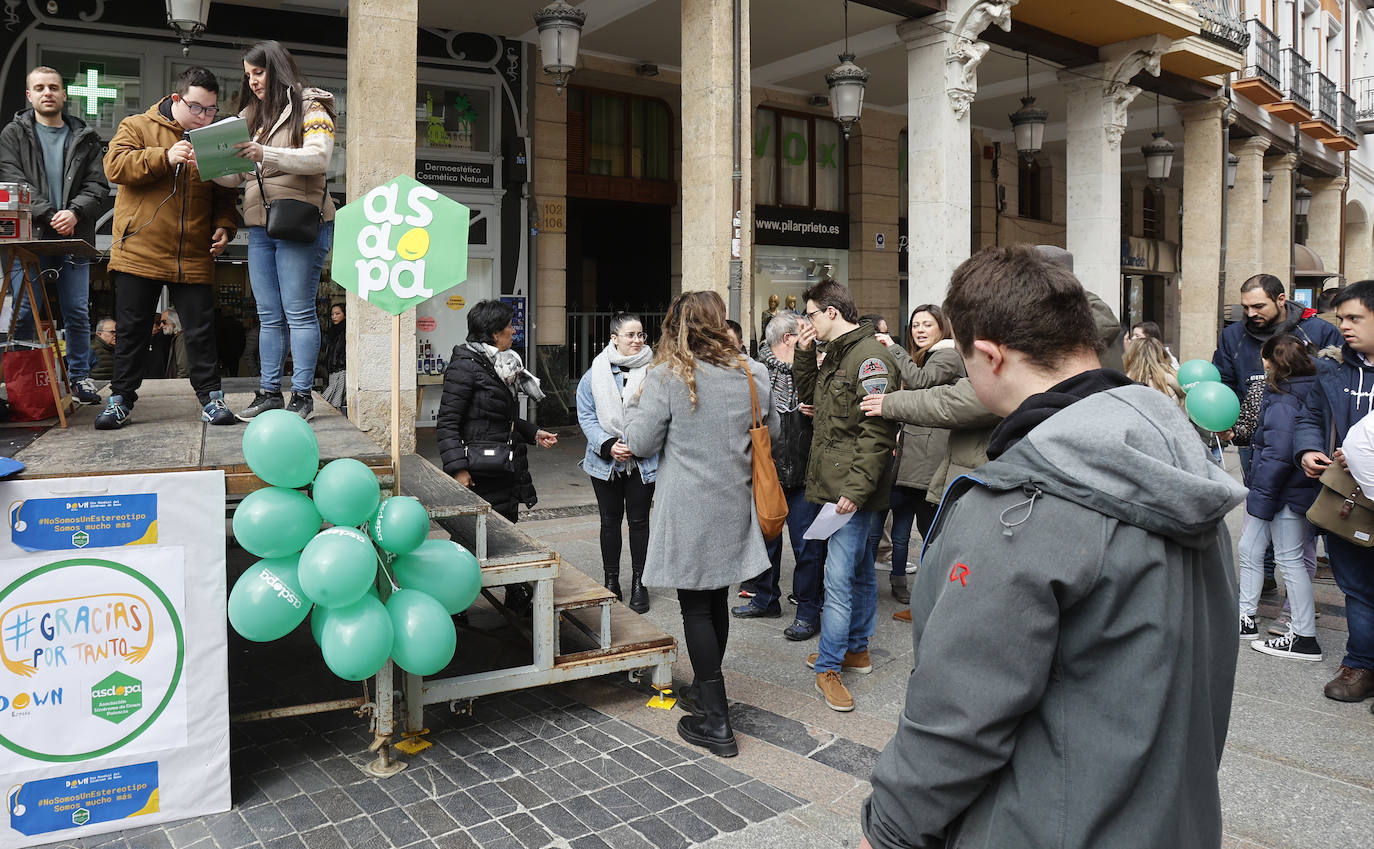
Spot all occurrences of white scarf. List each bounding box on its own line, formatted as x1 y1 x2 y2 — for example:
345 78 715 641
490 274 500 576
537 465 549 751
590 341 654 439
469 342 545 401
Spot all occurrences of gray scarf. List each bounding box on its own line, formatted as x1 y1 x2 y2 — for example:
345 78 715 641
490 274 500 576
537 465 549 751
469 342 545 401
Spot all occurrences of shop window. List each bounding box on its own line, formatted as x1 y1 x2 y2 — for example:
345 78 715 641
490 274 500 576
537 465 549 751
753 107 847 211
416 84 491 152
1142 185 1164 240
38 50 141 135
1017 154 1051 222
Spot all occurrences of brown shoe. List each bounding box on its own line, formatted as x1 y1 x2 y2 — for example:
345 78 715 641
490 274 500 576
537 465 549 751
816 670 854 712
893 608 912 622
1323 665 1374 702
805 649 873 674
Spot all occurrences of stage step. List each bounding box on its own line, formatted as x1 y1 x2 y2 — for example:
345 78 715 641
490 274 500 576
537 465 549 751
557 602 673 664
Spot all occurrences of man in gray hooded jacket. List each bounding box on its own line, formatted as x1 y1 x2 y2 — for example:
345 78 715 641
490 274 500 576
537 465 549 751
861 245 1246 849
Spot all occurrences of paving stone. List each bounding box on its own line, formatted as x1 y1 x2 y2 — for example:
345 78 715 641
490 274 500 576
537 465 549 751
409 766 457 799
317 756 367 787
499 812 556 849
583 755 636 785
255 769 303 802
644 768 704 803
265 835 305 849
432 831 480 849
440 731 487 758
611 745 662 776
634 739 692 767
517 737 570 768
309 787 364 822
524 767 580 800
466 751 515 781
370 807 425 847
166 820 210 847
543 708 590 733
431 758 485 789
550 735 603 763
597 824 654 849
808 736 880 781
693 756 750 786
617 778 675 813
589 785 646 822
530 801 591 839
465 821 520 849
727 703 819 757
713 786 774 823
341 781 393 814
206 811 257 849
491 744 544 775
243 804 294 843
564 704 611 725
571 725 622 752
336 816 383 849
298 825 348 849
670 762 728 796
289 763 336 794
177 836 215 849
558 761 608 793
570 835 611 849
739 779 804 813
684 796 747 833
231 776 268 808
626 815 688 849
600 721 651 746
438 790 491 828
467 781 518 818
659 805 718 843
384 774 432 806
462 725 509 750
405 799 458 838
563 793 623 832
277 794 327 832
495 776 551 810
485 718 537 744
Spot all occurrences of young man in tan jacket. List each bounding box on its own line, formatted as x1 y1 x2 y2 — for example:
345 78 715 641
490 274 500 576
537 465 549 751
96 66 240 429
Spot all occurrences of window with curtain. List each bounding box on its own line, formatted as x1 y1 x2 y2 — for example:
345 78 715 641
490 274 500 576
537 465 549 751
587 93 626 176
568 87 672 183
632 99 672 180
814 120 843 211
754 107 847 211
779 114 809 206
753 109 777 205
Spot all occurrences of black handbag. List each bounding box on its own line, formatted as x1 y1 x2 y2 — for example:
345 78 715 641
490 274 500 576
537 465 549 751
255 166 326 243
464 432 515 474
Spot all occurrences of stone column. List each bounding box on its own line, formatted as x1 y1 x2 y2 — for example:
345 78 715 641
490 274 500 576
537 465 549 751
1345 207 1373 281
680 0 751 319
899 0 1017 307
846 113 903 318
1306 176 1347 277
1261 153 1296 287
1177 97 1227 361
345 0 417 452
1060 35 1171 309
1225 136 1270 285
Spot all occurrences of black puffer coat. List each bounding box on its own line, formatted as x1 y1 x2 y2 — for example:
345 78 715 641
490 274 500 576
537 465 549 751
436 344 539 520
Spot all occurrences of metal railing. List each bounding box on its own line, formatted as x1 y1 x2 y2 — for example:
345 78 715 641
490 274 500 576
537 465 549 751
1341 92 1358 140
1353 76 1374 124
1311 71 1338 125
1237 17 1280 89
1280 48 1312 113
1187 1 1249 52
565 311 667 378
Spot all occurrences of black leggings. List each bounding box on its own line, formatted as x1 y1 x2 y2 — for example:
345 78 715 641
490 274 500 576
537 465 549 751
677 587 730 679
590 472 654 570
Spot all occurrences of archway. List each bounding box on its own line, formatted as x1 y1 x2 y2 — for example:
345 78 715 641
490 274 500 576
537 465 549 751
1346 199 1372 283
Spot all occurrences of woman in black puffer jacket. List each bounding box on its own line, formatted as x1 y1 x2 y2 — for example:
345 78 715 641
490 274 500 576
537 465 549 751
437 299 557 522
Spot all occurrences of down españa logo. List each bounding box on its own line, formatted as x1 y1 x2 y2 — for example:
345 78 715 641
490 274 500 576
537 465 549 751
0 558 184 762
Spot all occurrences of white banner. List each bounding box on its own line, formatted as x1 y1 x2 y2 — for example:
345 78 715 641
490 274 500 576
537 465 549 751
0 471 229 846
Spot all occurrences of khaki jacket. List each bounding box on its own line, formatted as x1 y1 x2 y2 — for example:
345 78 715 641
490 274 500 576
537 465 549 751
794 322 900 511
104 97 240 283
887 341 966 493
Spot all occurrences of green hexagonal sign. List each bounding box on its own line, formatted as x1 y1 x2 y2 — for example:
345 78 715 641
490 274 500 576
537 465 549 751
330 175 470 315
90 671 142 724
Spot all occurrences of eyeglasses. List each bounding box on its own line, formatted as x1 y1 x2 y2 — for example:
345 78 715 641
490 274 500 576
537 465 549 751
804 308 827 320
182 100 219 118
616 332 647 341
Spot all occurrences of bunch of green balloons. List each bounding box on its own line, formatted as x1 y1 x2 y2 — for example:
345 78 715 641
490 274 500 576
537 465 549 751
1176 359 1240 432
227 410 482 681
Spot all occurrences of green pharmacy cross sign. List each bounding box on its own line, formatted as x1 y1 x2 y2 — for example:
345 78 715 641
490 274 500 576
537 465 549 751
331 175 471 315
69 69 117 117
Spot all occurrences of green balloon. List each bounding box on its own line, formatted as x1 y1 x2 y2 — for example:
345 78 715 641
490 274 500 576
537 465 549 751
392 539 482 614
310 584 376 645
228 555 312 642
320 595 394 681
1186 381 1241 432
387 589 457 676
1177 359 1223 393
312 458 381 526
369 496 431 554
233 486 322 558
298 527 379 608
242 409 320 488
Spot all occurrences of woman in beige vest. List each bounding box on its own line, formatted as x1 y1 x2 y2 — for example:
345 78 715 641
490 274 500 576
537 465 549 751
222 40 336 422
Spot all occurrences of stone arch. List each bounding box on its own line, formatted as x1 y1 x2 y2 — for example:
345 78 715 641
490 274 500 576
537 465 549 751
1347 199 1373 282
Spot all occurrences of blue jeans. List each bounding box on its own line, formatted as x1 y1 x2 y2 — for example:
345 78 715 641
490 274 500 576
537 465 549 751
1327 535 1374 670
866 486 937 580
8 254 92 379
1238 508 1318 637
248 222 333 394
815 509 881 673
757 487 824 622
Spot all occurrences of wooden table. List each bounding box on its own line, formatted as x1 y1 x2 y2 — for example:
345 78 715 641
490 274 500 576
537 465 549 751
0 237 98 427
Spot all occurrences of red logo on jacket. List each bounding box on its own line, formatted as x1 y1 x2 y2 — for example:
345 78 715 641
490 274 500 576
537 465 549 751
949 562 969 587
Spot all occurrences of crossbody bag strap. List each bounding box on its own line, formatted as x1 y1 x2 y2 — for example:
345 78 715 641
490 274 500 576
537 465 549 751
741 356 762 429
252 162 329 211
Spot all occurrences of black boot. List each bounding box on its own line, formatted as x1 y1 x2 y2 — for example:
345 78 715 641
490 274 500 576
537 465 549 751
676 679 704 716
603 567 622 601
676 675 737 757
628 565 650 614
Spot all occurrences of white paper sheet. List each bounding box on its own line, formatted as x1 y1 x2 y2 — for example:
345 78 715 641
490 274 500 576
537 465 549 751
803 502 855 540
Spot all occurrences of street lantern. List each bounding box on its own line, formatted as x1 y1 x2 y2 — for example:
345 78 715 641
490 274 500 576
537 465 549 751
1295 184 1313 217
1141 132 1175 182
1263 171 1274 203
165 0 211 56
534 1 587 96
1008 56 1047 160
826 1 868 138
1226 153 1239 189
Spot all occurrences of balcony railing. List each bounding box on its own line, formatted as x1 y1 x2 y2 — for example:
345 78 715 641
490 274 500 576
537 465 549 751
1341 92 1358 141
1188 1 1249 52
1280 48 1312 113
1354 77 1374 131
1237 17 1280 89
1311 71 1338 126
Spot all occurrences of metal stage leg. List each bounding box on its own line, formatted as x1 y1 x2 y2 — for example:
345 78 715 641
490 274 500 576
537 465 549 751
366 660 405 777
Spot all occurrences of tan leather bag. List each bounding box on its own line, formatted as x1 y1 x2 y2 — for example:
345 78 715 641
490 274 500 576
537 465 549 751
743 358 788 540
1307 463 1374 547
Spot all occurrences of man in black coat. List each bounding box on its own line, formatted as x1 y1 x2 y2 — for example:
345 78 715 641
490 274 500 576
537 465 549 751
0 65 111 404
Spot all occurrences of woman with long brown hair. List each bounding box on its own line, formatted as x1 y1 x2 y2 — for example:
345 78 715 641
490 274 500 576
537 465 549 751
625 290 778 758
1123 334 1184 403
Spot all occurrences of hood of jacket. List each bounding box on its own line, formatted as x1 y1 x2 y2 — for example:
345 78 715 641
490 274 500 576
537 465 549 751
1246 300 1318 343
974 384 1246 548
10 108 101 143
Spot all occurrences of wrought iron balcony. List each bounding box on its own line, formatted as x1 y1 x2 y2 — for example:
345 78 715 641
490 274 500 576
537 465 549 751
1231 17 1281 105
1280 48 1312 113
1353 77 1374 134
1341 93 1358 141
1310 71 1338 126
1187 1 1249 52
